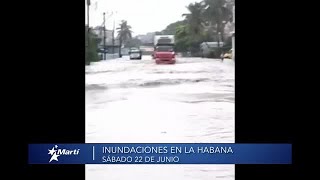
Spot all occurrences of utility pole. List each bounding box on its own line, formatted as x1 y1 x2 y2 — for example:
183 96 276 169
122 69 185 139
112 18 115 55
217 32 221 58
86 0 90 48
103 12 106 60
217 32 221 48
111 11 117 58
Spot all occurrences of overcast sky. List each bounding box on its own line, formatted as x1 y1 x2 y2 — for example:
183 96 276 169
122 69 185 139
86 0 202 36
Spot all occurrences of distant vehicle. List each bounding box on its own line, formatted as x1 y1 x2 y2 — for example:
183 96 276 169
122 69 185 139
129 48 142 60
153 35 176 64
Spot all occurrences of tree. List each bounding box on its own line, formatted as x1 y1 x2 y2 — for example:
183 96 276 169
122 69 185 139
85 26 99 65
175 25 190 52
177 2 207 55
203 0 233 42
154 0 234 57
183 2 205 36
161 20 187 35
117 20 132 56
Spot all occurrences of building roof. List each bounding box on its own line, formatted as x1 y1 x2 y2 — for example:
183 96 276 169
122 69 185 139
200 42 225 48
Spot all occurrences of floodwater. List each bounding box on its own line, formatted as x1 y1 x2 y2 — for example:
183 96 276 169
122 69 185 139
85 55 234 180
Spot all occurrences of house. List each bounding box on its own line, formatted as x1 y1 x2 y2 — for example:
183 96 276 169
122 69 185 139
136 32 155 44
200 42 225 58
92 26 120 53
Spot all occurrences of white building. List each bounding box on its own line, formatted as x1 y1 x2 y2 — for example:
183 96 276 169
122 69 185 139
92 26 121 59
136 32 155 44
92 26 120 48
200 42 225 58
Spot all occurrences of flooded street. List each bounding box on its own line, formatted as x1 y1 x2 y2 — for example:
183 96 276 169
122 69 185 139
85 56 235 180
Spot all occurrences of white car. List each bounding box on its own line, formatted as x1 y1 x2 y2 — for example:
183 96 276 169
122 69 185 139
129 48 142 60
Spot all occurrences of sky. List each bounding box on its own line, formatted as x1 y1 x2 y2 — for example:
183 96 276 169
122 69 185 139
86 0 202 36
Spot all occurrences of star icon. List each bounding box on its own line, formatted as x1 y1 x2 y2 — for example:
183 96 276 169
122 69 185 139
49 153 60 163
48 147 57 155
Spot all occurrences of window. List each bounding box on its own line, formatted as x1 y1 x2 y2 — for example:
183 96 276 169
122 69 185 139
156 46 173 52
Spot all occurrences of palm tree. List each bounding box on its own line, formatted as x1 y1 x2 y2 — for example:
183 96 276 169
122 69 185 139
117 20 132 57
203 0 233 42
182 2 205 36
181 2 207 55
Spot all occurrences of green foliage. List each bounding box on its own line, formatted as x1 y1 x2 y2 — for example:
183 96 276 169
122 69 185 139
85 26 99 65
161 20 187 35
159 0 234 55
155 31 162 35
117 20 133 56
117 20 132 46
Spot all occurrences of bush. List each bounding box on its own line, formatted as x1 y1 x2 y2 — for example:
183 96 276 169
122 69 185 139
85 27 99 65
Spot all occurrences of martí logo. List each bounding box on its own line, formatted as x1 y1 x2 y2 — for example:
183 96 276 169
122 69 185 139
48 145 80 163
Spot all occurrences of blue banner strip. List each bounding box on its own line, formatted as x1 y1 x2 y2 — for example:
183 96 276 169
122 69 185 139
28 143 292 164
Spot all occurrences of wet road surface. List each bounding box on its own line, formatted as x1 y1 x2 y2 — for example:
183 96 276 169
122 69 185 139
85 55 234 180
